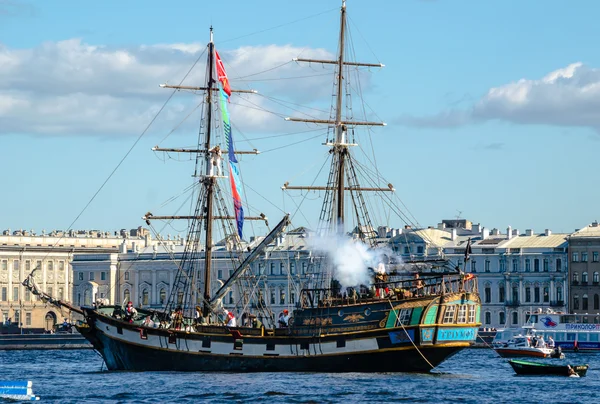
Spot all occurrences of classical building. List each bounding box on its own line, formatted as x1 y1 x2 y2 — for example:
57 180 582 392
0 227 171 332
568 222 600 320
390 221 569 330
71 227 319 327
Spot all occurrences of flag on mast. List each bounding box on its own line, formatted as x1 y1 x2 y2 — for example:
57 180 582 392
215 50 232 97
218 85 244 238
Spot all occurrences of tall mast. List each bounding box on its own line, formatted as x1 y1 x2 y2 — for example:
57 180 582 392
203 27 216 317
334 1 347 232
282 0 390 240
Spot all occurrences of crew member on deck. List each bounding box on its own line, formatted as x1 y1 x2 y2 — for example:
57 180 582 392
124 301 137 323
172 306 184 330
224 310 237 327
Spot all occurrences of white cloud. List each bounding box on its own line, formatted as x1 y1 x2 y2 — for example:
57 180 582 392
398 62 600 131
0 39 337 136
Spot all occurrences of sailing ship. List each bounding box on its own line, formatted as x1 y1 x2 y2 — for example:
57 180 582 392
23 1 481 372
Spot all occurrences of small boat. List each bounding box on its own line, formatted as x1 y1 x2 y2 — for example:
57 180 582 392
495 335 555 358
509 360 589 377
0 380 40 401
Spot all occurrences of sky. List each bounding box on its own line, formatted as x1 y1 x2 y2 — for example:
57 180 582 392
2 0 600 239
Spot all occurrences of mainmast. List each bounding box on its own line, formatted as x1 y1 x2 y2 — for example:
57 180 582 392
283 0 391 239
202 27 216 317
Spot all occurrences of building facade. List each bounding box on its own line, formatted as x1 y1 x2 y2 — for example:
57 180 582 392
0 227 170 332
568 222 600 321
390 221 569 330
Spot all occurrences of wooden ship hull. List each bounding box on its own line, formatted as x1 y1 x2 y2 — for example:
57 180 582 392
77 286 480 372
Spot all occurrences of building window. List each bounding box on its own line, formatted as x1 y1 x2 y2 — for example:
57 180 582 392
594 272 600 284
302 262 307 274
485 311 491 325
583 272 589 284
89 272 95 281
556 259 562 272
499 260 506 272
280 290 285 305
485 260 490 273
512 312 518 325
124 272 130 281
582 252 588 262
543 287 549 303
525 287 531 303
484 286 491 303
48 261 53 272
512 259 518 272
1 287 7 301
25 290 31 301
543 259 549 272
13 287 18 301
36 260 41 271
159 289 166 304
270 263 275 275
572 252 579 262
471 261 476 272
404 246 410 254
290 262 296 274
101 272 106 281
280 263 285 275
417 246 424 254
142 289 149 305
78 272 83 281
217 270 223 280
499 285 505 303
512 286 518 304
59 261 65 271
26 313 32 326
595 294 600 311
574 295 579 310
25 260 30 272
594 252 599 262
13 260 19 271
258 263 265 275
573 272 579 284
583 294 589 311
270 290 275 305
58 288 64 300
499 312 505 326
534 259 540 272
534 287 540 303
291 291 296 304
557 286 563 302
525 259 531 272
124 289 130 303
228 291 234 305
78 293 81 306
1 260 6 271
177 291 184 305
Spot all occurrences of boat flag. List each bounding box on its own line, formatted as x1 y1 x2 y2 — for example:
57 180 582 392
218 85 244 238
215 50 231 97
464 237 472 262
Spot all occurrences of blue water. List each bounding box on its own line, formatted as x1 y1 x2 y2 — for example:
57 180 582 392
0 348 597 403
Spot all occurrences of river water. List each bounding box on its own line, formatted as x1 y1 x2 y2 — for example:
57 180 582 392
0 348 597 403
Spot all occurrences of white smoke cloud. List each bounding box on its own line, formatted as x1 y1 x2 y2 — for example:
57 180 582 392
309 234 400 290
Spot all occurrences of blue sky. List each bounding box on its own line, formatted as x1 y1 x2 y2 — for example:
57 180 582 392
2 0 600 238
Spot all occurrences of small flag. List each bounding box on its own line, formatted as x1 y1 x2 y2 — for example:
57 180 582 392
215 50 231 97
464 237 473 262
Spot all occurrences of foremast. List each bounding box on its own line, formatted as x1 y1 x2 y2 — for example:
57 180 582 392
282 1 391 242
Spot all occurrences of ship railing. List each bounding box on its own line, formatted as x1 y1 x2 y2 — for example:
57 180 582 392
299 273 477 308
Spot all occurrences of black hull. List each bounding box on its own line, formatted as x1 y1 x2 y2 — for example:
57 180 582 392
94 329 464 372
509 360 589 377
